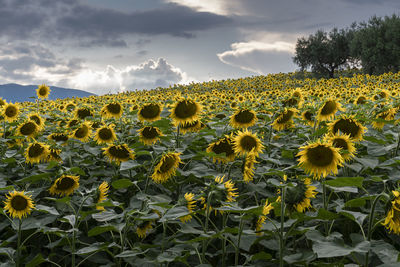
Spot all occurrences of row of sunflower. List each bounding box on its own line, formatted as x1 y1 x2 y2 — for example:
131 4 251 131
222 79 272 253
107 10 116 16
0 72 399 266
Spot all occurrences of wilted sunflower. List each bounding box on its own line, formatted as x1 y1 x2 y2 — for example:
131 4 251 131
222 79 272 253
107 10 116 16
324 133 356 161
383 190 400 234
16 120 39 139
94 125 117 144
138 126 163 145
101 102 123 119
328 115 367 141
229 108 257 128
283 178 317 213
3 103 19 122
180 120 205 134
70 121 92 142
96 181 110 211
317 99 344 122
36 84 50 99
103 144 135 165
25 142 50 164
136 221 153 238
138 103 163 122
3 191 35 219
75 107 93 120
372 108 396 131
49 175 80 196
233 129 264 157
297 140 343 179
151 152 182 183
272 108 297 131
170 98 202 125
243 152 257 183
180 192 196 223
256 199 274 235
206 135 236 163
28 113 45 130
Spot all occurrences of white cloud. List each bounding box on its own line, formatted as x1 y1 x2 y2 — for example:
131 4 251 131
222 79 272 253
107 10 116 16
217 39 297 74
164 0 236 15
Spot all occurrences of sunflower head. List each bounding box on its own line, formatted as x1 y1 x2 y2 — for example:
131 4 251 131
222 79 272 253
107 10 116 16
272 108 297 131
96 181 110 211
102 144 135 165
138 103 163 122
151 152 182 183
48 133 69 143
170 98 202 125
229 108 257 128
49 175 80 197
328 115 367 141
301 110 315 127
101 102 123 119
94 125 117 144
71 121 92 142
233 129 264 157
3 191 35 219
25 142 50 164
285 178 317 212
297 140 343 179
317 99 344 122
75 107 93 120
180 192 196 223
17 121 39 139
136 221 153 238
383 190 400 234
47 148 62 162
324 133 356 161
28 113 45 130
179 120 205 134
206 135 236 163
138 126 163 145
243 152 258 183
3 103 19 122
36 84 51 99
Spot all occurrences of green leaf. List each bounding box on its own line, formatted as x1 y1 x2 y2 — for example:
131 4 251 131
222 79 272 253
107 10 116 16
354 157 379 170
345 196 375 208
26 254 45 267
112 179 133 189
317 208 339 220
35 204 59 216
120 160 140 171
371 240 399 263
251 251 272 261
20 173 52 183
69 167 86 175
325 176 364 188
88 225 117 237
76 243 104 255
115 250 146 258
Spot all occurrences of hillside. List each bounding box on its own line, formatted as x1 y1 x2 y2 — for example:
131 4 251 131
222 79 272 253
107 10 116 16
0 83 95 103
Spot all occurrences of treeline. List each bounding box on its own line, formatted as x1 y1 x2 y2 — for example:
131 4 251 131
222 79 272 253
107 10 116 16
293 14 400 78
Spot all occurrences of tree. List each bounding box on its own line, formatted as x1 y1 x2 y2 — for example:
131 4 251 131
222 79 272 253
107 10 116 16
293 28 352 78
351 14 400 75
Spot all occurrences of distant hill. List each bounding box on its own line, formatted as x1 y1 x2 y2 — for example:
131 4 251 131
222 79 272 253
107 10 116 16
0 84 96 103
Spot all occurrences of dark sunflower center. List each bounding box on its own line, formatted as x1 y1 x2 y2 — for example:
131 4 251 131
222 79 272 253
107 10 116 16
106 103 122 114
76 108 92 119
333 119 360 138
277 110 294 124
11 195 28 211
142 127 159 139
51 133 68 142
211 139 235 157
66 104 75 111
28 143 45 157
98 128 113 140
283 98 298 107
159 155 176 173
56 177 75 190
332 138 348 150
39 87 48 96
49 149 61 159
20 122 37 135
239 135 257 151
68 120 79 128
140 104 160 119
174 100 198 119
356 96 366 104
305 145 334 167
285 182 308 205
75 126 89 138
215 114 226 119
30 115 41 125
304 111 314 121
109 146 130 159
5 106 17 117
320 101 337 115
234 110 255 124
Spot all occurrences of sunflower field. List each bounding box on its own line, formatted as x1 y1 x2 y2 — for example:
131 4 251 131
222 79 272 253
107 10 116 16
1 73 400 266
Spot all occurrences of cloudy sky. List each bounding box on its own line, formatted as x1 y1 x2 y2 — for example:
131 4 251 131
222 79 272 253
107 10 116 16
1 0 399 94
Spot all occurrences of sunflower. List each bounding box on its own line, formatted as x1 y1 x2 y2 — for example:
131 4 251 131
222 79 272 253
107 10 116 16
137 103 163 122
328 115 367 141
94 125 117 144
285 178 317 213
372 108 396 131
297 140 343 179
354 95 368 105
243 152 257 183
96 181 110 211
324 133 356 161
75 107 93 120
101 102 124 119
136 221 153 238
47 148 62 162
25 142 50 164
383 190 400 234
180 192 196 223
256 199 274 235
49 175 80 196
16 120 39 139
301 110 315 127
170 98 202 125
206 135 236 163
36 84 50 99
233 129 264 157
3 191 35 219
229 108 257 128
2 103 19 122
151 152 182 183
102 144 135 165
214 175 239 203
138 126 163 145
70 121 92 142
48 133 69 143
179 120 205 134
272 108 297 131
28 113 45 130
317 99 344 122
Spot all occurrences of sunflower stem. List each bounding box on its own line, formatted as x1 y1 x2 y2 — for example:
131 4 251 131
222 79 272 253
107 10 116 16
279 186 286 267
176 123 180 149
322 180 329 236
16 219 22 267
202 191 213 263
395 131 400 157
221 212 227 267
235 215 244 266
